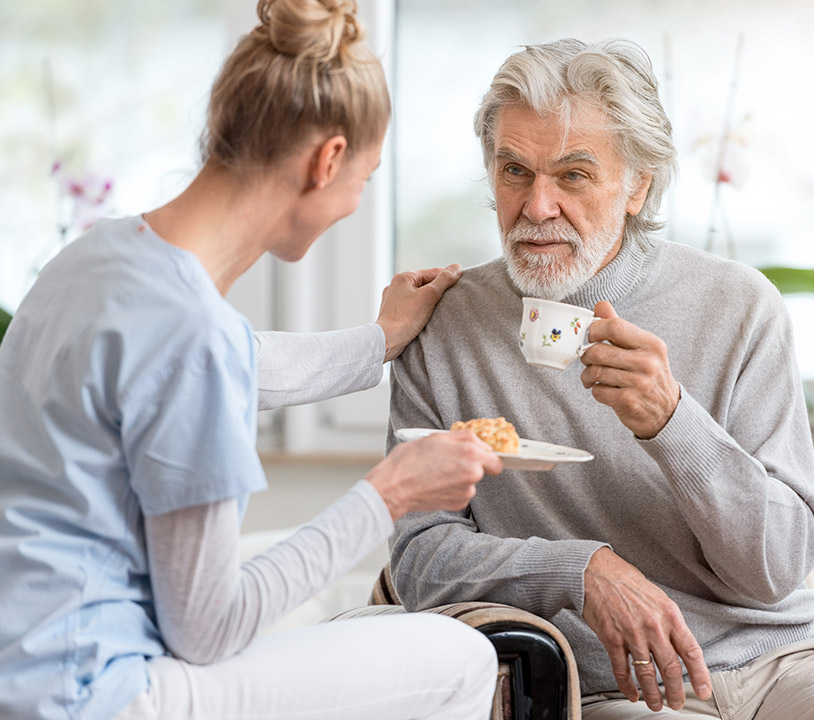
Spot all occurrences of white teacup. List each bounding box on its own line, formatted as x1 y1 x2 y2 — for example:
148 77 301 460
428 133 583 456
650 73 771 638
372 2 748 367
519 298 598 370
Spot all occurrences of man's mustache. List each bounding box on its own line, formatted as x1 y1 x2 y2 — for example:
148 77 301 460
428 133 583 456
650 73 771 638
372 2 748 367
504 219 582 252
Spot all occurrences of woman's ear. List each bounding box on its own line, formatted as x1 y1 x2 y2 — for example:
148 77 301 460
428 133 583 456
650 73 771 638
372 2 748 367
309 135 348 190
625 172 652 216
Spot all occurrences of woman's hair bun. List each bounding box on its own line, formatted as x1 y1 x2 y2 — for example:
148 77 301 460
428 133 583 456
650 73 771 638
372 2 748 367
257 0 364 65
203 0 389 170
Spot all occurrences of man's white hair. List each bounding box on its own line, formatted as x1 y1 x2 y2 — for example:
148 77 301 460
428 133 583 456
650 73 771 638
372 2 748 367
474 38 678 243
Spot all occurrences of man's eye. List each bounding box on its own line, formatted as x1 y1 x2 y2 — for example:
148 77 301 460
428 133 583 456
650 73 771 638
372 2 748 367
505 165 525 177
563 170 586 181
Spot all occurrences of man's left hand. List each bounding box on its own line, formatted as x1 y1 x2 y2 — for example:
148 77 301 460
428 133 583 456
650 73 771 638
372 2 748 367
583 548 712 711
579 301 680 439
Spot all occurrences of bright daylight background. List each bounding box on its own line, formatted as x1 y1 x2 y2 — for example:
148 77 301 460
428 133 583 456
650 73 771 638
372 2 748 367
3 0 814 444
394 0 814 379
1 0 813 628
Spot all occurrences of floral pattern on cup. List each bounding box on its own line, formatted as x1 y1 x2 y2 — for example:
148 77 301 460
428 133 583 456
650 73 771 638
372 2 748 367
541 329 561 347
520 298 598 370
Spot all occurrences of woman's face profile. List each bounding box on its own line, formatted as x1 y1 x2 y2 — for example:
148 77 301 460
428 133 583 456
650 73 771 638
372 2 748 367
281 135 385 262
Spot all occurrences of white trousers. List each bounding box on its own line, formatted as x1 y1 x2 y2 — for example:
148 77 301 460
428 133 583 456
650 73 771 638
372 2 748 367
113 613 497 720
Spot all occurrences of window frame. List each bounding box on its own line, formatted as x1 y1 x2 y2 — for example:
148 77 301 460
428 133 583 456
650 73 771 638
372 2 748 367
248 0 397 456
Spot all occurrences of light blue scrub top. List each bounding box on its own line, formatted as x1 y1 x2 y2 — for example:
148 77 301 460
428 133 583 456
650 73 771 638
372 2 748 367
0 216 267 719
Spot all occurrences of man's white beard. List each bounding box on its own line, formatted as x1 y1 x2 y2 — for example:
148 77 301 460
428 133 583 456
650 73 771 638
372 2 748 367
501 202 627 301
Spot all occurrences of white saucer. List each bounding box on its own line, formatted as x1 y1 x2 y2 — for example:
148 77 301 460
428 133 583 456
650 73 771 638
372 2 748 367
394 428 593 471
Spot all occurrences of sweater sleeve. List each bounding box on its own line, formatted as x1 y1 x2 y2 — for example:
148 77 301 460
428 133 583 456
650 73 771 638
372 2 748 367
145 480 393 665
388 345 607 619
639 305 814 605
253 324 385 411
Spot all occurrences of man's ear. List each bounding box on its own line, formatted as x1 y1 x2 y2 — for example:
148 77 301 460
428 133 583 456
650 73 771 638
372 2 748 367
625 172 652 216
309 135 349 190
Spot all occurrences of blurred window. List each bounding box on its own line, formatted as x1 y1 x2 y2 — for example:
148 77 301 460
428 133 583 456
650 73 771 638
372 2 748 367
4 2 814 448
393 0 814 377
0 1 261 313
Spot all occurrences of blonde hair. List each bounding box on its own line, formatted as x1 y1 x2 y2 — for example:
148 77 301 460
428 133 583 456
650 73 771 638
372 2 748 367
201 0 390 172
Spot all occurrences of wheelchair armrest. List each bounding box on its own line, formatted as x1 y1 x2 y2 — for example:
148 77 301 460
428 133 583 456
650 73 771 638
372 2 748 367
479 620 569 720
327 600 581 720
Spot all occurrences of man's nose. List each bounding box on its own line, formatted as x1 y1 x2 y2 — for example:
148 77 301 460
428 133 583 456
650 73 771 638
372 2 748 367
523 177 561 224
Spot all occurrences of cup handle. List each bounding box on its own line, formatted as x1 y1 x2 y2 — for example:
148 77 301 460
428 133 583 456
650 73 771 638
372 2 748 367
577 316 602 356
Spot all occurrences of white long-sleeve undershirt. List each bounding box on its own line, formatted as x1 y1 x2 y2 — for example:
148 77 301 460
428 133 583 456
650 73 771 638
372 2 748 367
147 322 391 664
145 479 393 664
253 323 385 411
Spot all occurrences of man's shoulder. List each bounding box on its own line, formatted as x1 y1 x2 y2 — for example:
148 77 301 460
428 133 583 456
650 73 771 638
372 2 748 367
460 256 508 279
436 257 513 309
407 257 515 353
655 239 780 302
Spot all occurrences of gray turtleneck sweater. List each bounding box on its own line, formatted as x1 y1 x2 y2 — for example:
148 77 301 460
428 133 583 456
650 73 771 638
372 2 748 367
388 234 814 696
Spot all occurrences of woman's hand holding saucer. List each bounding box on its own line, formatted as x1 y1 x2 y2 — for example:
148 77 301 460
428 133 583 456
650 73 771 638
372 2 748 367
365 429 502 521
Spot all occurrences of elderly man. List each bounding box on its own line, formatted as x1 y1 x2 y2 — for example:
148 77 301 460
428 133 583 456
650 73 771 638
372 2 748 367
388 38 814 719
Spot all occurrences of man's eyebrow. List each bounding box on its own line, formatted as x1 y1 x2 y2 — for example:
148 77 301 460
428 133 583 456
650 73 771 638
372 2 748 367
494 148 599 167
494 148 527 165
555 151 598 166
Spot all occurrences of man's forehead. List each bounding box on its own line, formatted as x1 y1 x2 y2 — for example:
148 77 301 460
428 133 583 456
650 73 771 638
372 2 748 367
493 103 615 165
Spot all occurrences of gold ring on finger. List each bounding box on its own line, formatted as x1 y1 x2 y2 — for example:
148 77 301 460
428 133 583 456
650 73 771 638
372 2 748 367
631 658 652 666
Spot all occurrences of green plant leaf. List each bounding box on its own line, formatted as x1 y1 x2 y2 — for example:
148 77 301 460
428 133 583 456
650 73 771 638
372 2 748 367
0 307 12 347
757 267 814 295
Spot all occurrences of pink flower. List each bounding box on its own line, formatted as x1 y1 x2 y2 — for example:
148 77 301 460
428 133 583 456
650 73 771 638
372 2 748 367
690 112 753 190
52 161 115 232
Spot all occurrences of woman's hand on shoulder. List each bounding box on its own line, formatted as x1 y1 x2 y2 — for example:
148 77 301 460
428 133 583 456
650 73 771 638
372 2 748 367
376 263 462 363
365 430 502 521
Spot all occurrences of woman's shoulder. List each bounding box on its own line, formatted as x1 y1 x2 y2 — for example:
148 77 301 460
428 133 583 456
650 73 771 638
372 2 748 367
34 218 255 401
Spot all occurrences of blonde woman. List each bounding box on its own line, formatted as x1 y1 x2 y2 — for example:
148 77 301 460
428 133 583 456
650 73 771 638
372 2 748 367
0 1 501 718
